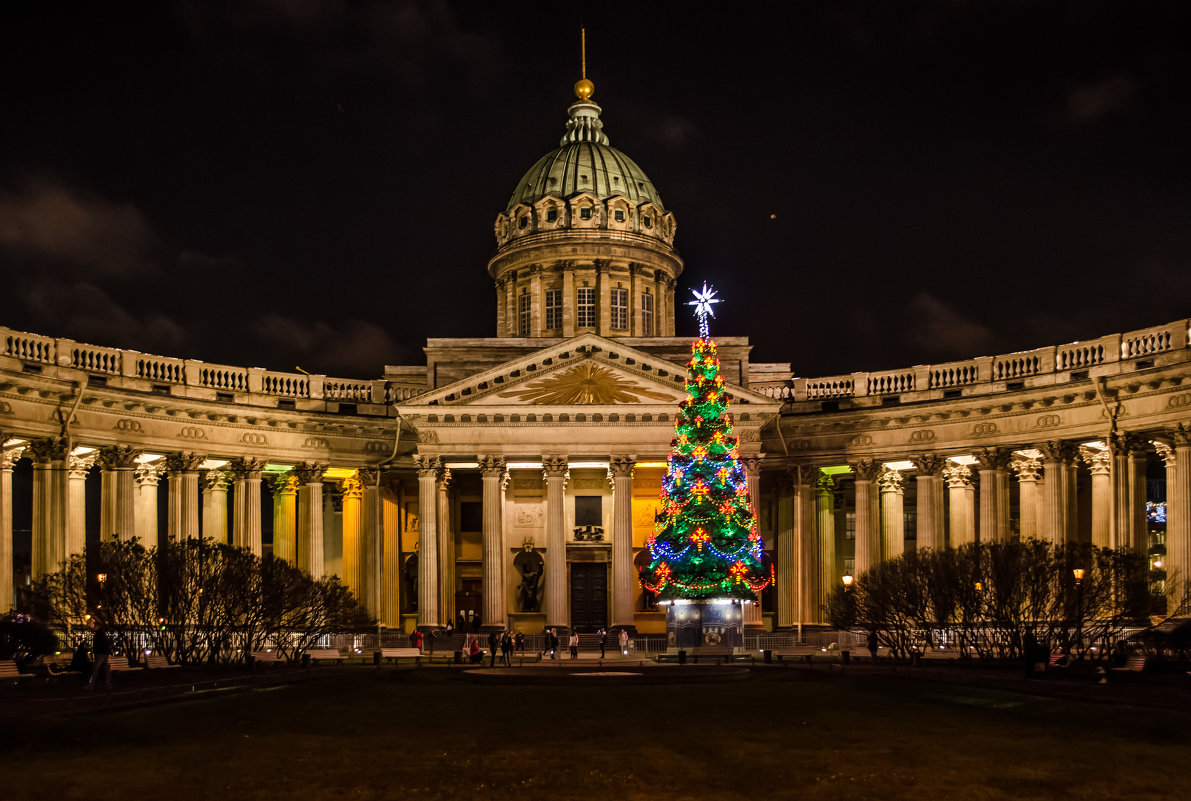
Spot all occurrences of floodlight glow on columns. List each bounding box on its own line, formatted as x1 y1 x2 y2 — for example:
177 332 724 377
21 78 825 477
882 460 914 471
135 453 165 464
635 461 667 469
70 446 96 456
443 461 480 470
199 459 228 470
322 467 357 480
506 461 544 470
949 454 980 466
569 461 610 469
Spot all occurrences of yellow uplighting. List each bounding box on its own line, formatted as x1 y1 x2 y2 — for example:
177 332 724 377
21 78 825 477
322 467 357 480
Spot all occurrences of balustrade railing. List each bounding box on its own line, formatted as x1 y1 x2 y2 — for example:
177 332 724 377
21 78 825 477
3 317 1190 411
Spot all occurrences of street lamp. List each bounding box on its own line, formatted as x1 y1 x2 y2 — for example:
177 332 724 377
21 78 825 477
841 574 854 589
1073 568 1085 585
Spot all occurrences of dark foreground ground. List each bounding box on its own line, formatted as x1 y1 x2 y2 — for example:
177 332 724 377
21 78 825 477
2 664 1189 800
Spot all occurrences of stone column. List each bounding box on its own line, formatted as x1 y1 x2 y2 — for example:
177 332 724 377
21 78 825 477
436 468 453 626
480 456 507 630
542 456 568 632
1038 442 1067 545
268 472 299 562
65 450 95 558
98 445 139 544
775 470 797 629
976 447 1011 544
1 440 27 611
382 477 403 627
1012 456 1042 541
912 455 946 551
815 471 837 617
878 466 905 560
201 470 230 543
1165 427 1191 604
414 455 441 630
1081 446 1112 549
295 462 326 576
851 459 880 574
944 462 975 546
134 461 163 545
609 455 636 631
358 468 382 618
30 440 64 577
230 457 265 554
166 452 204 540
1127 438 1150 555
340 474 364 596
794 471 816 629
741 455 765 627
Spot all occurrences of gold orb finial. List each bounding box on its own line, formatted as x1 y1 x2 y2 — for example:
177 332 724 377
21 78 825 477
574 26 594 101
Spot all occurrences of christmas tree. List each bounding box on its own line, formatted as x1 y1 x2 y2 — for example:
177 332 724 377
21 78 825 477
641 284 769 605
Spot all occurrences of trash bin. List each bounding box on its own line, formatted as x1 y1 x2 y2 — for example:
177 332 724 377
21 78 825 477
840 650 850 665
453 650 463 665
762 649 772 664
678 649 687 665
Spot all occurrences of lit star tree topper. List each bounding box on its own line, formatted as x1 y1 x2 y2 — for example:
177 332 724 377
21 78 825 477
640 283 769 602
687 283 721 340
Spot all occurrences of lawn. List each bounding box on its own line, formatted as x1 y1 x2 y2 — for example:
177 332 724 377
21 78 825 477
4 668 1188 800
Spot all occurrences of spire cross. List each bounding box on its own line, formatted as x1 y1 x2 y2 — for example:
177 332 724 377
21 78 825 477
687 283 722 339
581 27 587 80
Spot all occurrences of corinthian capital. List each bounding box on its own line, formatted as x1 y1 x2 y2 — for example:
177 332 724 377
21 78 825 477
28 438 67 464
293 462 327 484
1079 446 1111 475
738 454 765 478
851 458 879 482
541 456 568 479
98 445 141 470
911 454 946 477
1011 457 1041 481
1037 440 1078 464
877 466 903 493
135 462 164 487
943 463 972 489
228 457 267 480
479 455 507 478
609 455 636 479
814 469 836 495
413 454 441 479
1 442 27 471
165 451 207 474
975 447 1012 471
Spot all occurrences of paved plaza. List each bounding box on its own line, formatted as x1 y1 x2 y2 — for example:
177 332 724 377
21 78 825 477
4 663 1189 800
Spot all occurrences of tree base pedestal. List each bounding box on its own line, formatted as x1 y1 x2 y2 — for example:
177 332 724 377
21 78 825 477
665 599 744 651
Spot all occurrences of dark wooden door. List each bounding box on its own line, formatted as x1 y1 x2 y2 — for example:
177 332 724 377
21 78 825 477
569 562 608 632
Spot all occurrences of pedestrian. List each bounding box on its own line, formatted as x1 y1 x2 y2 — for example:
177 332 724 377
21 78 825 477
515 630 525 654
426 629 435 655
598 627 608 659
501 630 512 667
468 634 482 664
568 629 579 659
488 629 499 667
867 630 879 663
618 628 629 655
444 619 454 637
547 627 558 659
87 624 112 690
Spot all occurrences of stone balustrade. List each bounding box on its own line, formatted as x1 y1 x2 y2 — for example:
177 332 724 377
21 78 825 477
752 317 1190 402
1 326 424 413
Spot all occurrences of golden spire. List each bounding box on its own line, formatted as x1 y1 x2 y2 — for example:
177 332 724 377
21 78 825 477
573 26 595 101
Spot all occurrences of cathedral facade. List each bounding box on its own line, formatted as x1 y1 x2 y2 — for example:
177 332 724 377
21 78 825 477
2 83 1189 636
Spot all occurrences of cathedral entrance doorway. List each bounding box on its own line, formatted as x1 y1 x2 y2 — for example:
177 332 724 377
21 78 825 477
569 562 608 632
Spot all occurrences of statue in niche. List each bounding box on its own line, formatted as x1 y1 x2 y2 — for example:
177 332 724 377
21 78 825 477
514 547 543 613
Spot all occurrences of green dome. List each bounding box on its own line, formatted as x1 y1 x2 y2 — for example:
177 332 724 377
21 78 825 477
505 100 665 213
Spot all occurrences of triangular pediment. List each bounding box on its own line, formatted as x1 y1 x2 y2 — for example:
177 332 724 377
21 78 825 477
397 334 778 411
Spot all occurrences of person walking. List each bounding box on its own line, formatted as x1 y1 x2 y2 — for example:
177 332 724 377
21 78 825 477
87 625 113 690
547 627 558 659
568 629 579 660
487 629 499 667
598 627 608 659
618 627 629 655
867 630 879 663
515 630 525 654
500 630 513 667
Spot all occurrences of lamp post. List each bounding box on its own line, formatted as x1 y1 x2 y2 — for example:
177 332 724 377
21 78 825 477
842 574 853 590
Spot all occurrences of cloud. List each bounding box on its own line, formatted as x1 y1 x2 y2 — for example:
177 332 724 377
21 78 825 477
20 280 186 352
253 313 400 376
1064 75 1135 125
0 179 160 278
903 292 995 357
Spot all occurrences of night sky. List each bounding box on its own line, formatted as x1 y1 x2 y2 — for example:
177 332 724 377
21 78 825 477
2 2 1189 379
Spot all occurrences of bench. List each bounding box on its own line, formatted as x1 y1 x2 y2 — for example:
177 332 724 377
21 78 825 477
0 659 35 685
379 648 423 666
306 648 345 664
109 656 143 672
1047 652 1070 671
250 650 284 667
774 647 819 665
143 653 181 670
1105 655 1147 681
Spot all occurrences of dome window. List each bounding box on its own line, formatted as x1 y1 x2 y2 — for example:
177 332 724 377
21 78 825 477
580 207 593 220
518 216 528 230
643 215 652 229
614 209 626 222
546 209 558 223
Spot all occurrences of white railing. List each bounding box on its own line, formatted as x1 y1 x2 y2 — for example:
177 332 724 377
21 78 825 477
3 316 1190 412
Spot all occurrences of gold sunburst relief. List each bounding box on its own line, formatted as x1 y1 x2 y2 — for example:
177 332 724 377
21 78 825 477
497 362 674 404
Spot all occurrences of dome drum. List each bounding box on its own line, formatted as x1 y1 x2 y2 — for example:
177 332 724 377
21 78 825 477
495 195 675 248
